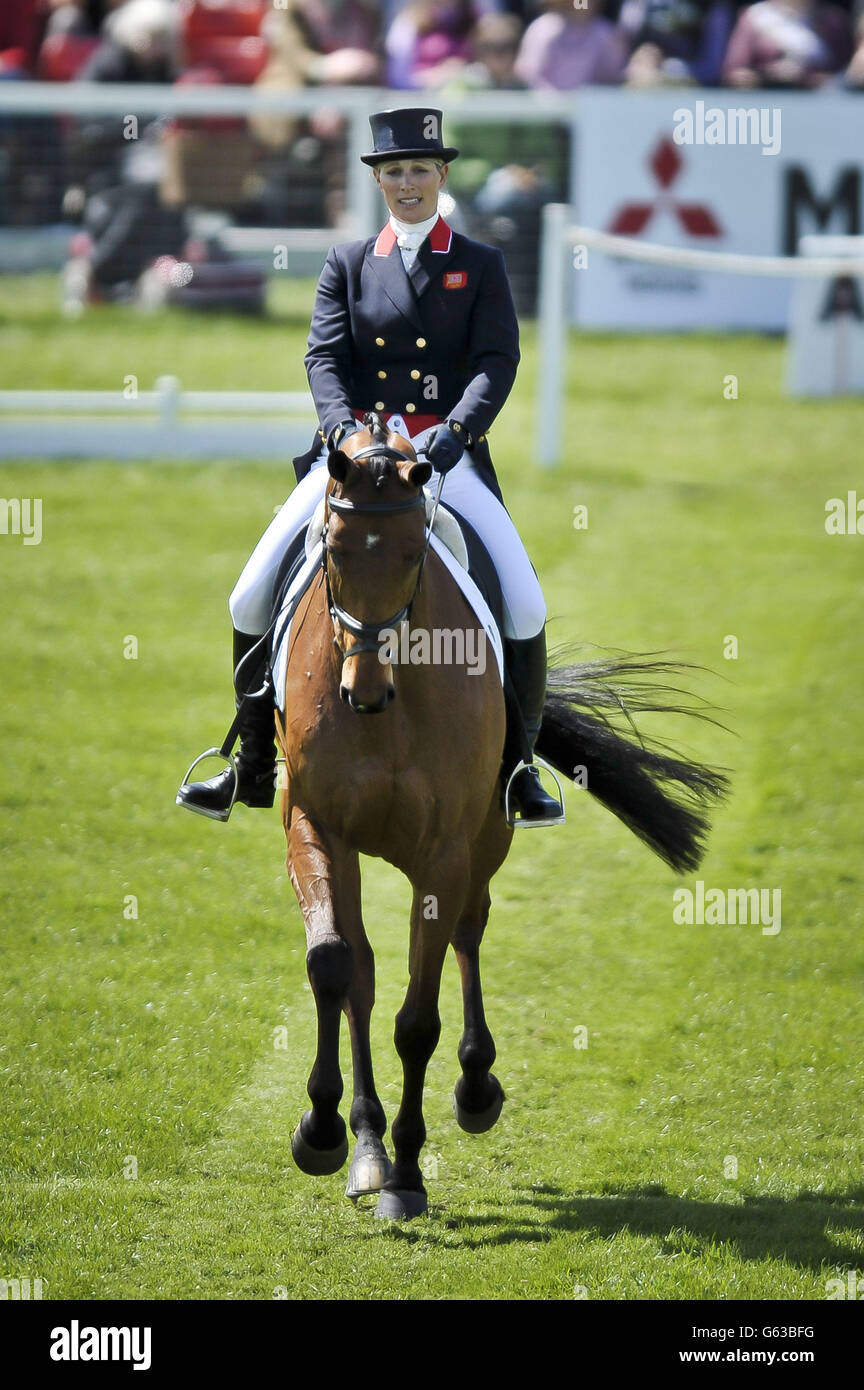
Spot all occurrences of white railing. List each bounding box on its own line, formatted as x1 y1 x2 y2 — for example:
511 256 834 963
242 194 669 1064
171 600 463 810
537 206 864 466
566 225 864 278
0 377 317 459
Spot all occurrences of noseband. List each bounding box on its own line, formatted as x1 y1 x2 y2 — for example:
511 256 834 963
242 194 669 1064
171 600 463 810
323 444 429 662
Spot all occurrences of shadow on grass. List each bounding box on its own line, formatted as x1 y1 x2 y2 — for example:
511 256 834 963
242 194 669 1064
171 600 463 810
370 1183 864 1270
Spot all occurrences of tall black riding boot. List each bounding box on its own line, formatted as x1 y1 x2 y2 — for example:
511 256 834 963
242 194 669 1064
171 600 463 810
176 629 277 821
503 629 564 826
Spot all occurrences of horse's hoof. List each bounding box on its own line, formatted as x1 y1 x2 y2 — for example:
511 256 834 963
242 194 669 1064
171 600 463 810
453 1077 505 1134
346 1148 392 1201
291 1113 348 1176
374 1188 428 1221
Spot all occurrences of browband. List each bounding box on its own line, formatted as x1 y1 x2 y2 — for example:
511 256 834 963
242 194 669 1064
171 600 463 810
327 493 426 516
350 444 415 464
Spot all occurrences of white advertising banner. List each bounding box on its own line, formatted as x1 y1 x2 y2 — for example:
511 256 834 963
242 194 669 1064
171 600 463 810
575 89 864 331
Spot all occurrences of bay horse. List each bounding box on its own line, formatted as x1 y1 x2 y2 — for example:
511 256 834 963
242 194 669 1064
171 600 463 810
275 412 726 1220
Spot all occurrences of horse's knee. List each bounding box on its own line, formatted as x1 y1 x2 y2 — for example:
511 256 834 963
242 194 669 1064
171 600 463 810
394 1006 440 1067
307 936 353 1003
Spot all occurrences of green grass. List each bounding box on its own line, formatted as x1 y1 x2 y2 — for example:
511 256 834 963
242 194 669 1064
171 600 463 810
1 275 863 1300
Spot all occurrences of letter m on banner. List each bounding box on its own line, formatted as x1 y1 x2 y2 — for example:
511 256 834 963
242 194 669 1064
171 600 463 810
783 167 860 254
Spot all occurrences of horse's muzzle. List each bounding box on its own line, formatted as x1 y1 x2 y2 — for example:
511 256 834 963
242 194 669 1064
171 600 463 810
340 683 395 714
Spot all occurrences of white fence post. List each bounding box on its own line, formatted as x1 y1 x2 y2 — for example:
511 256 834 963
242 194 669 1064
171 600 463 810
156 374 180 433
348 102 380 240
537 202 569 468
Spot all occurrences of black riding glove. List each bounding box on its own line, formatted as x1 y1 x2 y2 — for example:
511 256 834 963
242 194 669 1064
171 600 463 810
328 419 359 452
427 422 466 474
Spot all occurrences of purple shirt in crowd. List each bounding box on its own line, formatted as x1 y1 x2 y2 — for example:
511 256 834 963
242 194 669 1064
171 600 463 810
515 12 628 89
722 1 853 83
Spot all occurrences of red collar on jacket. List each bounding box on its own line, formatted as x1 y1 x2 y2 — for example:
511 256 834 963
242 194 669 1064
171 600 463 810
373 215 453 258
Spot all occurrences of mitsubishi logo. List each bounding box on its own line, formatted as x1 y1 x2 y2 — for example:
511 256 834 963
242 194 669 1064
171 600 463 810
608 137 723 238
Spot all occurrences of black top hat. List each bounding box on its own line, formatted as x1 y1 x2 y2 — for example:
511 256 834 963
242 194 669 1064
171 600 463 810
360 108 459 167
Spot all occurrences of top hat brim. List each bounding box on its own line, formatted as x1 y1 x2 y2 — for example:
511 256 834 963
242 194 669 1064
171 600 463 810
361 146 459 167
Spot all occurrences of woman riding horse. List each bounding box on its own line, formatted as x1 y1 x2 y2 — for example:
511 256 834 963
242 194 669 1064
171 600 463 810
177 106 562 826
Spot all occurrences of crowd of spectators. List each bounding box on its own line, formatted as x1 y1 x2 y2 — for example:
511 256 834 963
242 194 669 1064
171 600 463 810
1 0 860 310
1 0 863 91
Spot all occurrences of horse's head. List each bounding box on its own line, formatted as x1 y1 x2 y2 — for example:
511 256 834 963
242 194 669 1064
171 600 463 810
324 412 433 713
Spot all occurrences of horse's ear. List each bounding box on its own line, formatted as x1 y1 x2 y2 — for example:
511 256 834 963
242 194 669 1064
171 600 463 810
403 460 432 489
328 448 354 484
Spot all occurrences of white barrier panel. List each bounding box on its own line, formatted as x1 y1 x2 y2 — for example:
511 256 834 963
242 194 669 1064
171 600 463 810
788 236 864 396
0 378 316 460
575 89 864 331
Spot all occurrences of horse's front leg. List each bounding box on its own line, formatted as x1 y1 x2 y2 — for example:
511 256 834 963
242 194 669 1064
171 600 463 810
287 806 355 1175
452 877 505 1134
341 856 391 1201
376 856 466 1221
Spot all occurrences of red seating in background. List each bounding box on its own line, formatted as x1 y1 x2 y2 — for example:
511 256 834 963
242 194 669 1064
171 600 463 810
179 1 266 41
0 0 44 73
185 36 268 84
0 48 29 75
179 2 268 84
35 4 268 86
37 35 100 82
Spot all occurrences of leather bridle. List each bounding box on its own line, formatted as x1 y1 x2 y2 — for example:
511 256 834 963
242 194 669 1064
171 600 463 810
322 442 433 662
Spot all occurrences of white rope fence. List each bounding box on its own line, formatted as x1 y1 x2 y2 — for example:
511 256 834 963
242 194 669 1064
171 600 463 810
567 225 864 279
537 205 864 465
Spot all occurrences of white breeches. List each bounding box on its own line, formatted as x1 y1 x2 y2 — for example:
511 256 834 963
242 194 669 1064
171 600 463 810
228 423 546 641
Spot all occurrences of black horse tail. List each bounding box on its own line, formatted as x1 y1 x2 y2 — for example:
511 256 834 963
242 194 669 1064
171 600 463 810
536 653 731 874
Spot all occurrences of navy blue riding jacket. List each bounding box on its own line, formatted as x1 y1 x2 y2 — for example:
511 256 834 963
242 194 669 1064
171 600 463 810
293 216 519 502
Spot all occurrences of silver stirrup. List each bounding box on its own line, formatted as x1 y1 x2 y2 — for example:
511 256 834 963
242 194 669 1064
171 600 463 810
175 748 238 822
504 757 566 829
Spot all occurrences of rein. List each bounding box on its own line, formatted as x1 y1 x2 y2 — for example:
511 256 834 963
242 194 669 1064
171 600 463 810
323 443 443 662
